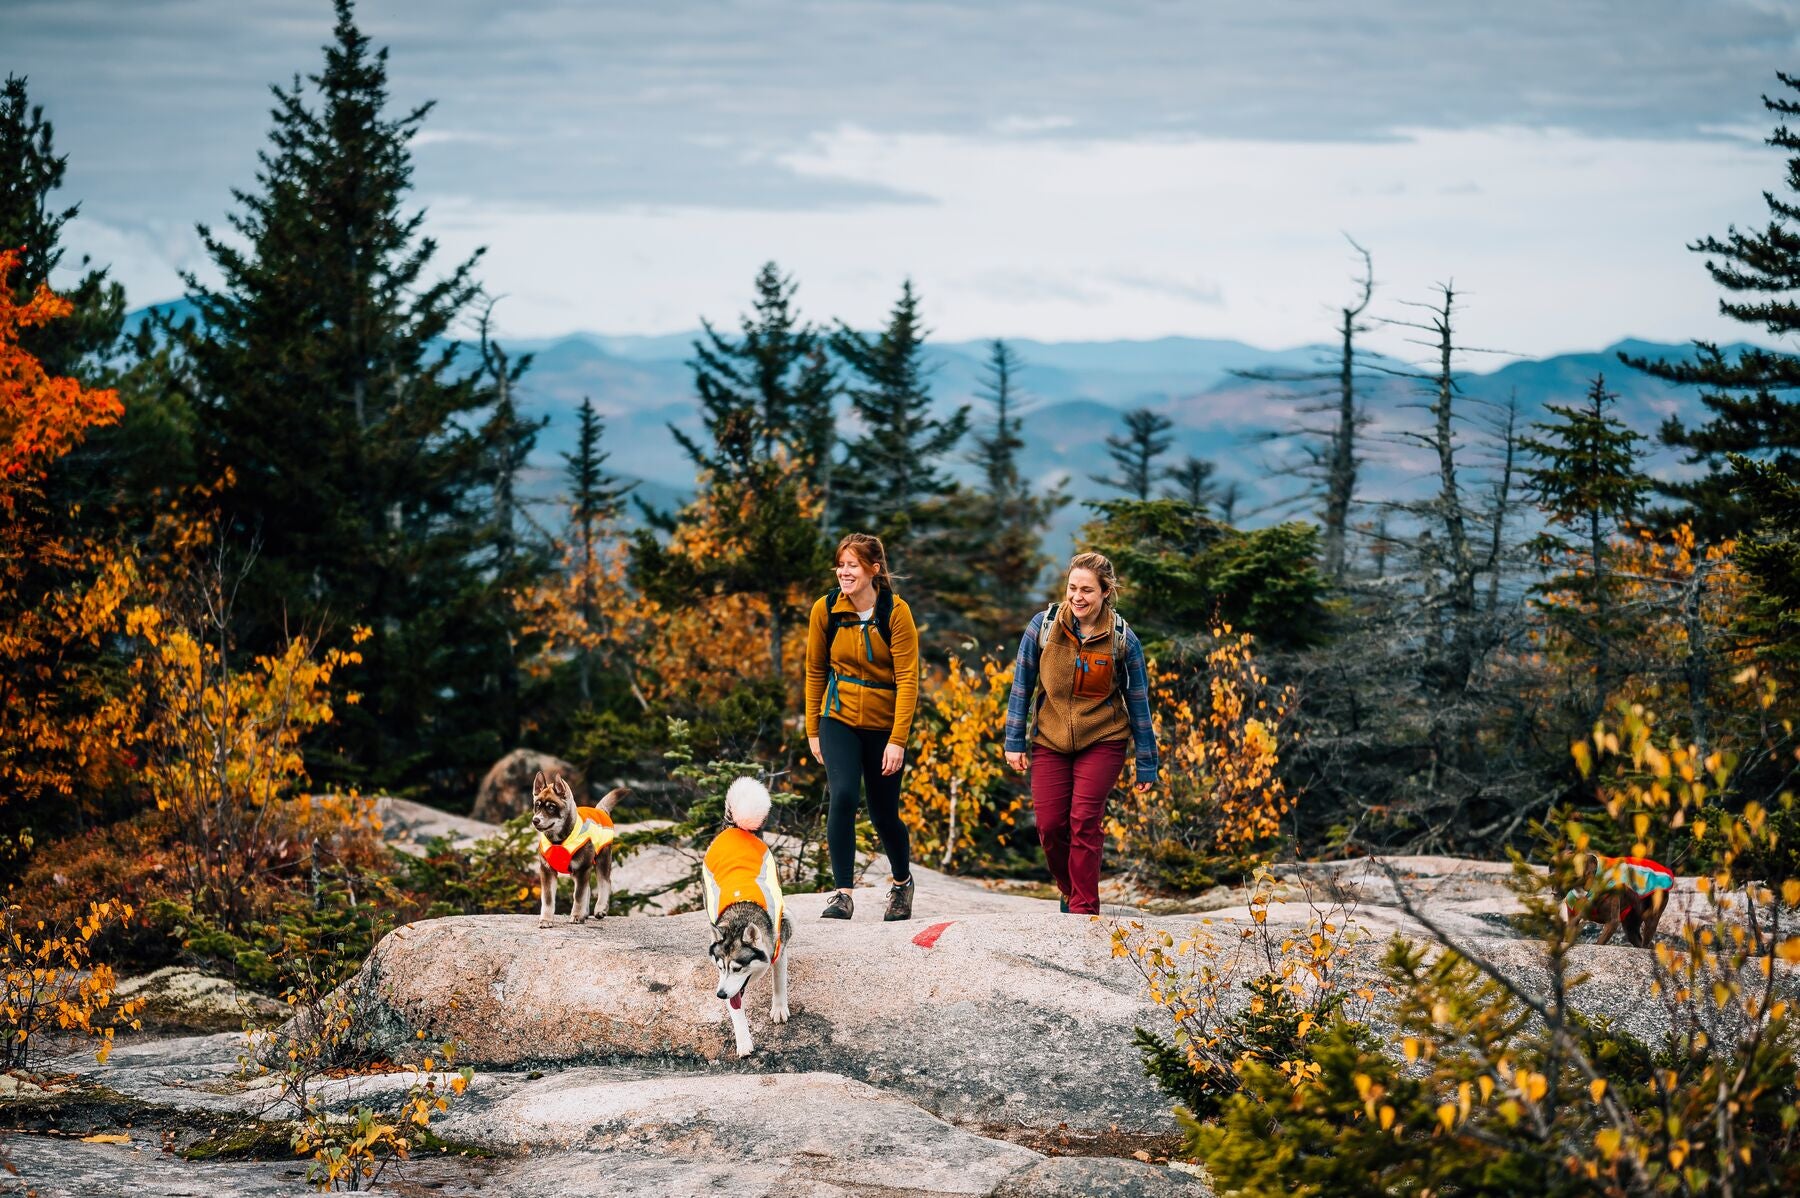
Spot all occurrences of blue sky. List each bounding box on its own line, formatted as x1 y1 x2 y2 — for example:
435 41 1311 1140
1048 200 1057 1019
7 0 1799 355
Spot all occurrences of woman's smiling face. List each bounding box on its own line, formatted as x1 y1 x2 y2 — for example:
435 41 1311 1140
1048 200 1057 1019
836 551 874 596
1065 567 1105 621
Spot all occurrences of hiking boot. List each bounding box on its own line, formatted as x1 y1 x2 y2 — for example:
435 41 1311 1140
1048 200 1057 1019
821 890 854 920
1059 895 1070 914
883 875 915 922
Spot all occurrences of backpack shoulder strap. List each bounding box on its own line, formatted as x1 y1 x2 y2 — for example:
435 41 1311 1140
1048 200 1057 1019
874 588 895 645
1039 602 1061 641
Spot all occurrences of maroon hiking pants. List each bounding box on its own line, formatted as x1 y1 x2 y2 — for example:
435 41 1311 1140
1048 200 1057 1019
1029 740 1128 915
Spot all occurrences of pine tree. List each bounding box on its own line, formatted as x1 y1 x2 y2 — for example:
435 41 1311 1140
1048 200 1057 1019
0 75 187 526
1093 408 1174 500
474 304 549 749
1521 374 1650 716
833 280 969 550
639 268 833 680
0 75 125 379
951 340 1066 641
563 397 633 703
1623 72 1800 539
1164 455 1220 511
676 262 835 502
175 0 506 794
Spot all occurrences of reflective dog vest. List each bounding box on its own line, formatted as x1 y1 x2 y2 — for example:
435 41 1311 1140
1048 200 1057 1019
1565 854 1673 912
538 805 616 875
702 826 785 960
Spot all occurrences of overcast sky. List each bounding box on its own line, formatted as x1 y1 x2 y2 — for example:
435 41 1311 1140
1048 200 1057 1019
7 0 1798 356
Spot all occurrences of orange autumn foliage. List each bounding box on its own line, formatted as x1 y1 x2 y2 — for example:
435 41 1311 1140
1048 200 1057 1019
0 249 123 497
1110 628 1297 865
0 247 130 808
905 655 1025 870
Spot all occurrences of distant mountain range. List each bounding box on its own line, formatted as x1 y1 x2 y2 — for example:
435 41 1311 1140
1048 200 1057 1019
126 301 1736 556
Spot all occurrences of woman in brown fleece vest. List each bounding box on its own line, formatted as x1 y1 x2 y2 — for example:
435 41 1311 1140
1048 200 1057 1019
803 533 921 922
1003 552 1159 914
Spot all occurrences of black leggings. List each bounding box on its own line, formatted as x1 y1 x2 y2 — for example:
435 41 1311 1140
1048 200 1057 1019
821 717 911 890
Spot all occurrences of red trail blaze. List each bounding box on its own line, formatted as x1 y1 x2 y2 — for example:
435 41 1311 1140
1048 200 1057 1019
912 921 955 949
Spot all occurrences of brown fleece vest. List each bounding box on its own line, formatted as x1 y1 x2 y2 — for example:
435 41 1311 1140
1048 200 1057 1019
1032 605 1130 754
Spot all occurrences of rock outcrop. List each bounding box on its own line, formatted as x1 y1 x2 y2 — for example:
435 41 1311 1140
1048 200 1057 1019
472 749 582 823
28 1029 1206 1197
17 855 1780 1198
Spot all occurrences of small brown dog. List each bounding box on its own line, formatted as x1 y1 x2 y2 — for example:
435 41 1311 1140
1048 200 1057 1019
1561 852 1673 948
529 771 626 928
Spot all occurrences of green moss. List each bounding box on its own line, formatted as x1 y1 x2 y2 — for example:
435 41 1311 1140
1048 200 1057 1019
179 1121 297 1162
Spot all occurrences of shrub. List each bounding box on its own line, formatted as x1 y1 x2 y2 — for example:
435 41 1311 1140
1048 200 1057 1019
242 923 472 1193
1112 866 1369 1120
1 897 146 1071
1109 629 1298 888
904 654 1028 873
1165 692 1800 1197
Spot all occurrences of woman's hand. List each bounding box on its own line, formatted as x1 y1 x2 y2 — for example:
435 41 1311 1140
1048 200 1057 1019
1005 750 1029 773
881 743 905 775
809 736 823 765
1134 781 1152 793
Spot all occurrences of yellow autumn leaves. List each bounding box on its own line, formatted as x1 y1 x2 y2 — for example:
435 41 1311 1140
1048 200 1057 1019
2 898 146 1070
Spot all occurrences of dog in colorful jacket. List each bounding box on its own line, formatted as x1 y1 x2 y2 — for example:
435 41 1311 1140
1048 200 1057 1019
704 777 791 1058
530 771 625 928
1562 851 1673 948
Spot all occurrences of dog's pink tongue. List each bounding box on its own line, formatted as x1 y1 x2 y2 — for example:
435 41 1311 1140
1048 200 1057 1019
729 992 743 1010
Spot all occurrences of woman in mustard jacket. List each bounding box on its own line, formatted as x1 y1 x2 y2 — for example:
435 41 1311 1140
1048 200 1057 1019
804 533 919 921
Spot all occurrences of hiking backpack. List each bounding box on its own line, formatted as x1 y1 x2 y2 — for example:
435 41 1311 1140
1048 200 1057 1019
824 585 895 645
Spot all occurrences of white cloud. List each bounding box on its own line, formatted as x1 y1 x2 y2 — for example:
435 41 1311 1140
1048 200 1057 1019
990 115 1077 136
415 125 1776 357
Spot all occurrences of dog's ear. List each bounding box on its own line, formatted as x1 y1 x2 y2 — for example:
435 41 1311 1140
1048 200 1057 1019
741 924 760 948
533 770 548 795
1572 852 1596 886
596 785 628 815
555 775 576 803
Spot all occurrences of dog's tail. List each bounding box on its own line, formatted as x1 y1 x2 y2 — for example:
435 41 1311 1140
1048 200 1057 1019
595 785 629 815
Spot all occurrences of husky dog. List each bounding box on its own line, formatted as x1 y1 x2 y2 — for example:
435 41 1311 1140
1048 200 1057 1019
704 777 791 1057
530 771 625 928
1562 851 1672 948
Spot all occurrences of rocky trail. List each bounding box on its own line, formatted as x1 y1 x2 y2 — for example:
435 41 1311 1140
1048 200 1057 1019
0 802 1740 1197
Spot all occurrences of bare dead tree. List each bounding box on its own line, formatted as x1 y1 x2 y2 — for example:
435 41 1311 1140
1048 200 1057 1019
1236 236 1377 580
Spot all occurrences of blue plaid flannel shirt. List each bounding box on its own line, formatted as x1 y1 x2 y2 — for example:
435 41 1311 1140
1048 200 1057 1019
1004 610 1159 784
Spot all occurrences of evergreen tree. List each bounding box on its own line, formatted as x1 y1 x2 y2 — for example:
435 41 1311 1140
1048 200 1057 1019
638 270 833 681
1079 499 1325 648
947 340 1067 642
474 305 549 749
175 0 507 794
1623 72 1800 538
562 398 633 703
1521 374 1650 717
567 398 633 545
0 74 189 524
0 75 125 378
833 280 969 550
1727 453 1800 667
1164 454 1220 510
1093 408 1174 499
676 262 835 502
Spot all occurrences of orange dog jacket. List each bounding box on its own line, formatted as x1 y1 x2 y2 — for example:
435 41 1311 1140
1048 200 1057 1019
702 826 785 958
538 805 616 875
